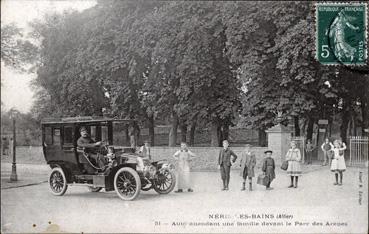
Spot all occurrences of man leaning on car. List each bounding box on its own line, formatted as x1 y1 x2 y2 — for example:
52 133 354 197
77 127 106 169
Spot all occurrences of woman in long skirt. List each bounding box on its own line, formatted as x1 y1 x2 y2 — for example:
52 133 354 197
330 139 346 185
286 141 302 188
173 142 196 192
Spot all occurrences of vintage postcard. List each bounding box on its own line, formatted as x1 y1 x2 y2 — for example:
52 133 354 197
1 1 368 233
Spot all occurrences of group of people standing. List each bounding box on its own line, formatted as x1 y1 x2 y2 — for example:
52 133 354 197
168 137 348 193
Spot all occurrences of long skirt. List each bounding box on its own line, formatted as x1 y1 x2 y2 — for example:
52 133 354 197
177 167 192 189
287 161 302 176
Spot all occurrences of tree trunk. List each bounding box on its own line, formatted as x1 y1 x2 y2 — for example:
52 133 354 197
134 122 140 146
217 125 223 147
180 123 187 143
340 103 350 143
148 115 155 146
125 125 130 146
169 112 178 147
348 119 353 136
258 128 267 147
222 124 229 142
306 117 314 141
210 121 219 147
294 116 300 136
360 77 369 136
189 120 197 146
361 96 369 136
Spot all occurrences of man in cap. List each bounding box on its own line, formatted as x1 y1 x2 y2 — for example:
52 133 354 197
77 127 106 169
239 144 256 191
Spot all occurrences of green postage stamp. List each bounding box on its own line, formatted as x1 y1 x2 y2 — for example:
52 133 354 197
316 2 367 65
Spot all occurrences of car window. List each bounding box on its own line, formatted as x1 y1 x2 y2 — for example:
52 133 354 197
53 128 61 145
90 126 97 141
64 126 73 144
44 127 52 145
101 126 109 143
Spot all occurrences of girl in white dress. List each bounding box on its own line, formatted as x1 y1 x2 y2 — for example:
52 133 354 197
330 140 347 185
286 141 302 188
173 142 196 192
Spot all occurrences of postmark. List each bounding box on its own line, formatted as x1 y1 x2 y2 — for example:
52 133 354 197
316 2 367 65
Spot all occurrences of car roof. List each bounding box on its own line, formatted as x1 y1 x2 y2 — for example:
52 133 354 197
41 116 136 125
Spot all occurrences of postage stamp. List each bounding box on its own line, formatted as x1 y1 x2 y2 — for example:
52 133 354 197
316 2 367 65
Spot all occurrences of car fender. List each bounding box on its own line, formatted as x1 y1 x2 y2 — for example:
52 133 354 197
105 163 138 191
49 162 73 183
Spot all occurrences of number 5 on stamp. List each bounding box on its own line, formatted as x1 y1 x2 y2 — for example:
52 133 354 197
316 3 367 65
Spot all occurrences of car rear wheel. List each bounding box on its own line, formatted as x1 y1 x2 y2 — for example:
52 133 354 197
114 167 141 201
153 169 176 194
87 186 102 192
49 167 68 196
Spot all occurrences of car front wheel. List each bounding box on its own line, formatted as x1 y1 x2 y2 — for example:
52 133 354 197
49 167 68 196
114 167 141 201
153 169 176 194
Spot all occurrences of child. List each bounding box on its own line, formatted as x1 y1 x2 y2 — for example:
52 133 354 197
321 138 334 166
262 150 275 190
286 140 302 188
218 140 238 191
138 140 151 160
331 139 347 185
305 139 314 164
173 142 196 192
239 144 256 191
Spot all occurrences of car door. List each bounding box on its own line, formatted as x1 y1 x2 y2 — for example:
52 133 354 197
43 126 63 162
61 125 78 164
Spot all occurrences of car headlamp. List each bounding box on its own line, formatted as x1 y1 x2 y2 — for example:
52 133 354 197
143 165 156 178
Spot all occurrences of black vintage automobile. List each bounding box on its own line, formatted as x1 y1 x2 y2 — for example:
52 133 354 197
41 116 176 201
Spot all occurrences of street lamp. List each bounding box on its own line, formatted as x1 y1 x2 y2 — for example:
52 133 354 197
9 108 19 182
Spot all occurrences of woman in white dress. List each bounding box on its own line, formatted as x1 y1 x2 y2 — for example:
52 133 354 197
286 141 302 188
173 142 196 192
330 140 347 185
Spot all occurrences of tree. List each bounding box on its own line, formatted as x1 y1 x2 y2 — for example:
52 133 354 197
1 23 38 72
224 2 342 143
149 2 241 146
30 10 108 119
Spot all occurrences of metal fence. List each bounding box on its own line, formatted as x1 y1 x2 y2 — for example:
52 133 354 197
349 136 369 167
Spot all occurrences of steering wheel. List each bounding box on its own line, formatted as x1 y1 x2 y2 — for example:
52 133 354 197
96 142 109 155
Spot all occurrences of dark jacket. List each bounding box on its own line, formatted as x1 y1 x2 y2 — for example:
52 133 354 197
240 151 256 177
218 148 238 166
262 157 275 181
77 136 97 153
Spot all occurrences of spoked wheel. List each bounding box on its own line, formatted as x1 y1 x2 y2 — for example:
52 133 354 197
49 167 68 196
87 186 103 192
153 169 176 194
114 167 141 201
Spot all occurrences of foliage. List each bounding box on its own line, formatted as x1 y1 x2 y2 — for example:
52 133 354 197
1 23 38 72
23 1 368 146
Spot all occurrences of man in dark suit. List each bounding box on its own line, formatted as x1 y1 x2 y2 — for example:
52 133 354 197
77 127 106 169
218 140 238 191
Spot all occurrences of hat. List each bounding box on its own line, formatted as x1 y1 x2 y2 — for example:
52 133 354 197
79 127 87 133
264 150 273 154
